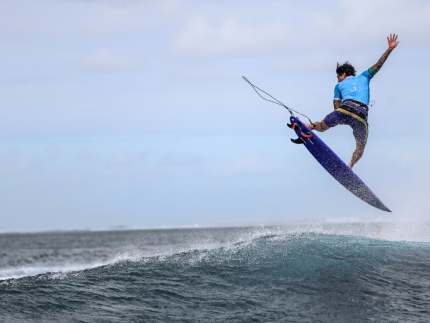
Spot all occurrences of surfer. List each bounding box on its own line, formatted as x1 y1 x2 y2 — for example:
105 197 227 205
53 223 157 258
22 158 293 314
304 34 399 169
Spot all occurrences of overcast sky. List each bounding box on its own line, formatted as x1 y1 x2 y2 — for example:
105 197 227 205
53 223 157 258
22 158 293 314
1 0 430 231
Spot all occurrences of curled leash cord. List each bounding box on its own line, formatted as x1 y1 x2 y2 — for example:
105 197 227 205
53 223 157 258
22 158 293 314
242 76 314 125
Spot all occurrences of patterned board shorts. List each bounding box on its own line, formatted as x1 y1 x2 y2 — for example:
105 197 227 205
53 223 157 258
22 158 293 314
323 102 369 145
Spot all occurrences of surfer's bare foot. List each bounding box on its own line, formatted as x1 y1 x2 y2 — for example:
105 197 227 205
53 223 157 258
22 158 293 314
304 122 314 130
348 162 353 169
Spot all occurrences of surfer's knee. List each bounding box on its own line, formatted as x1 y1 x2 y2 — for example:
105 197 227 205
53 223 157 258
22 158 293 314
321 121 330 131
314 121 330 132
305 121 330 132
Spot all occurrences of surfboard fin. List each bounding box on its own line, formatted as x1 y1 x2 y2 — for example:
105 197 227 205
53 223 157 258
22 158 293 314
287 123 300 130
291 137 305 144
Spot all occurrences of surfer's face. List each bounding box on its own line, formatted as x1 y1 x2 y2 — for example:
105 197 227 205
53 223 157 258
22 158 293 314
337 73 347 82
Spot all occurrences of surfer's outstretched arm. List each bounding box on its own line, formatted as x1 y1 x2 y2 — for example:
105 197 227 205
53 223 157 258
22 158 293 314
372 34 399 71
348 141 365 169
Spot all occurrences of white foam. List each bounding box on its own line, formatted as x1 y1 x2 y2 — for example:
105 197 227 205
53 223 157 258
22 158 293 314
2 221 430 282
0 261 110 281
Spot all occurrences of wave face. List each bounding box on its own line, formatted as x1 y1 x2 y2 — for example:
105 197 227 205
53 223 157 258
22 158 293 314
1 225 430 322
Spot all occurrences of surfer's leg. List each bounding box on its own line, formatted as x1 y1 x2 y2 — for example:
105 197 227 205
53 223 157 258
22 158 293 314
304 121 329 132
348 141 365 169
349 119 368 168
304 111 341 132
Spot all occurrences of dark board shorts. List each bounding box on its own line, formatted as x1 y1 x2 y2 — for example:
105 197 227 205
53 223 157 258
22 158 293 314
323 102 369 145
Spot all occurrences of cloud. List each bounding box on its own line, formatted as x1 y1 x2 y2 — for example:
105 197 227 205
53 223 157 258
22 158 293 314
170 0 430 61
74 151 95 162
0 150 41 175
158 152 208 167
267 52 345 74
78 3 147 35
0 1 174 36
171 15 302 58
214 153 284 176
171 68 235 82
310 0 430 49
107 150 148 167
158 0 182 15
78 50 139 73
100 150 150 181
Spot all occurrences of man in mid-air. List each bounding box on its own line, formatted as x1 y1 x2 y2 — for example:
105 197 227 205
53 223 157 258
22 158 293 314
304 34 399 169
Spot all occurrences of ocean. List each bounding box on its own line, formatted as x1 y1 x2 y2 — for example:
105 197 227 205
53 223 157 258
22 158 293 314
1 223 429 322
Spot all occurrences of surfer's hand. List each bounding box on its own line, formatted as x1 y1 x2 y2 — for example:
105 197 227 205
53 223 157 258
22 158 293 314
373 37 397 70
387 34 399 49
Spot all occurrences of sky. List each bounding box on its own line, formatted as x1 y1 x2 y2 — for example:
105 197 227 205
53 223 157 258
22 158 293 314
1 0 430 231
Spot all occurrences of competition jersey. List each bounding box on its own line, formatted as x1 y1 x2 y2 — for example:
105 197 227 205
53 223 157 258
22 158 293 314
333 69 375 106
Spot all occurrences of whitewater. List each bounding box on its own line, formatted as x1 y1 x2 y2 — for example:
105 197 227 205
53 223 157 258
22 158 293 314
1 223 429 322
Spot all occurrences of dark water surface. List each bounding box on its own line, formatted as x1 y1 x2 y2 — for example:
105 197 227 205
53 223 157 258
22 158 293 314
1 225 430 322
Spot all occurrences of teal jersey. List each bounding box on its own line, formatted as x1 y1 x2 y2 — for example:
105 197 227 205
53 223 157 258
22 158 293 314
333 69 376 106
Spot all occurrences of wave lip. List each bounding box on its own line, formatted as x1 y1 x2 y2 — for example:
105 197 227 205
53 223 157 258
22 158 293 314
2 222 430 282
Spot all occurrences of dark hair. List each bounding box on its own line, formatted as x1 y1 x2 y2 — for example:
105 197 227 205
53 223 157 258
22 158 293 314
336 61 356 77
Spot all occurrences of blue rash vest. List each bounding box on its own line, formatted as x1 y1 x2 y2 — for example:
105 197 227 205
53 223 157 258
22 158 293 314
333 69 375 106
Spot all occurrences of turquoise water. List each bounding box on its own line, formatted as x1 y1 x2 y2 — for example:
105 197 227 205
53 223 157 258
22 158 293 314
1 225 429 322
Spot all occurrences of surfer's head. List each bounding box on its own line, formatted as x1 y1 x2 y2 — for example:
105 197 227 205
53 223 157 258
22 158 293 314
336 61 356 82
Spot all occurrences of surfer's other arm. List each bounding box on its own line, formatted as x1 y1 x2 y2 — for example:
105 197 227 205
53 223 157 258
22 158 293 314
372 34 399 71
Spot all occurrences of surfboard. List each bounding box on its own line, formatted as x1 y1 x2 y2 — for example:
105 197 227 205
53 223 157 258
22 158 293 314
290 116 391 212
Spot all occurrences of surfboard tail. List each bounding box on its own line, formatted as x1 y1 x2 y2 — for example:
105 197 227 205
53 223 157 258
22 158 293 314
290 116 391 212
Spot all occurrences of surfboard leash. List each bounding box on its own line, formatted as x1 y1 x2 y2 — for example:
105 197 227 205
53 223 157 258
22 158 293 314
242 76 314 125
